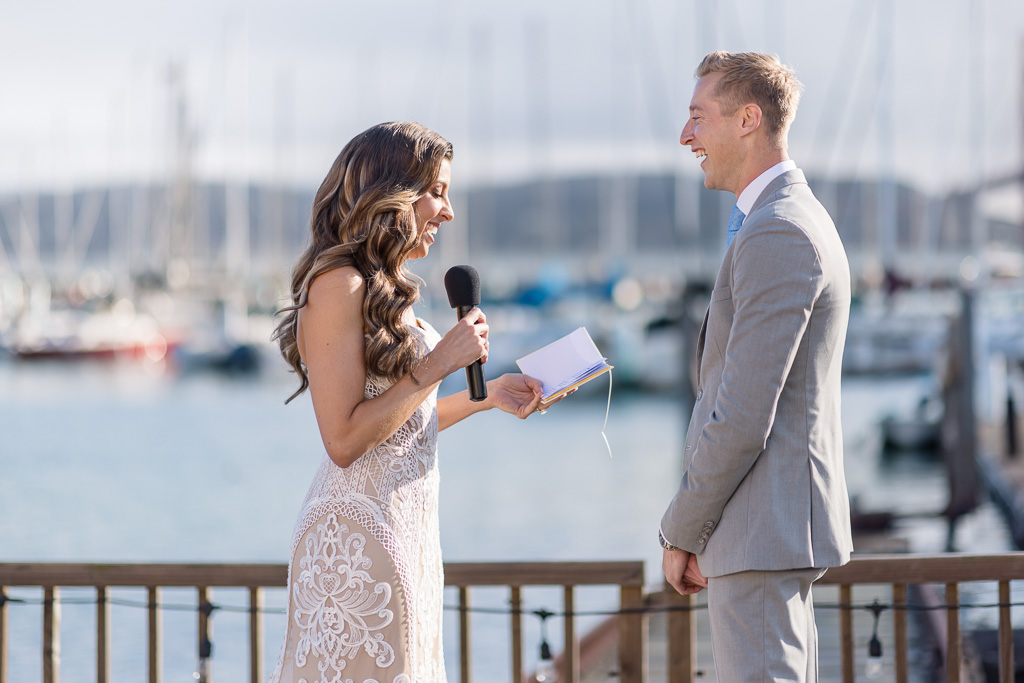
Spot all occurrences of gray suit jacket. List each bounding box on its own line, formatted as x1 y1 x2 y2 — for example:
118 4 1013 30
661 169 853 578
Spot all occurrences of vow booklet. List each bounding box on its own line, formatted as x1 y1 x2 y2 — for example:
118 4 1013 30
516 327 613 403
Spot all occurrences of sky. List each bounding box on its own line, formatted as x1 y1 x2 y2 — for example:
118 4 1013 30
2 0 1023 212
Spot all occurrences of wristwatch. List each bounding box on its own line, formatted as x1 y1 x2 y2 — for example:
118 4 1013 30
658 530 683 552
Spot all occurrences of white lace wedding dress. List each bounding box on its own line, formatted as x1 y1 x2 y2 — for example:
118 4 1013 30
270 321 446 683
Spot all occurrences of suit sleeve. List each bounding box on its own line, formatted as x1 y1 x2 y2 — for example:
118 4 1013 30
661 216 824 553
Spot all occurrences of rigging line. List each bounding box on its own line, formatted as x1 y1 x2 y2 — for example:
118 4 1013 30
69 189 108 281
620 0 677 141
925 0 981 248
0 198 13 271
719 0 748 49
619 0 682 247
16 191 45 277
808 0 880 178
821 0 895 253
934 1 978 194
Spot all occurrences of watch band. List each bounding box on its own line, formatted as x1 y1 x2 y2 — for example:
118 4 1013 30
658 530 683 552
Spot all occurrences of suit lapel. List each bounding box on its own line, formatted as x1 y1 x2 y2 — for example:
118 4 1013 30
693 170 806 393
695 308 709 387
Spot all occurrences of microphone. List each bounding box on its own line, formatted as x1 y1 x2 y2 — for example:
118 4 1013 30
444 264 487 402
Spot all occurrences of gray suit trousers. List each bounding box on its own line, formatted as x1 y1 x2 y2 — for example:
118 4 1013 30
706 568 826 682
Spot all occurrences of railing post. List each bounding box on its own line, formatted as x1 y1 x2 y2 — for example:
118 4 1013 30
945 583 961 683
147 586 162 683
563 586 579 683
249 587 263 683
510 586 522 683
96 586 110 683
43 586 60 683
0 586 7 683
618 584 645 683
839 585 853 683
999 580 1013 683
893 583 908 683
459 586 471 683
665 590 695 683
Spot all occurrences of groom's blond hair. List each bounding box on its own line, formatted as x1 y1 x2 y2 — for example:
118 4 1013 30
696 51 802 143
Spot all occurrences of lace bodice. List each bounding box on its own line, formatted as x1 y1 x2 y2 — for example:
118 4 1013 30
290 321 441 572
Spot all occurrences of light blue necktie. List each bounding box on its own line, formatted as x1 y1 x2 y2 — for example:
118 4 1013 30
726 205 746 247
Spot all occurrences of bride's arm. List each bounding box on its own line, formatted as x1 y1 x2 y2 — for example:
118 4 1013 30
437 373 546 431
301 267 483 467
436 390 490 431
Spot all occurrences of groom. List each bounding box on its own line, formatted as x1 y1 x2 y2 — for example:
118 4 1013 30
659 51 853 681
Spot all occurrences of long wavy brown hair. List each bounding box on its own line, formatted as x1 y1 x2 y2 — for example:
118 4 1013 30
273 122 453 403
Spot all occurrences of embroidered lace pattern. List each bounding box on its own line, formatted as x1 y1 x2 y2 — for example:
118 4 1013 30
270 321 445 683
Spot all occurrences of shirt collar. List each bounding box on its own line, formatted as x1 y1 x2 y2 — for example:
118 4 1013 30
736 159 797 217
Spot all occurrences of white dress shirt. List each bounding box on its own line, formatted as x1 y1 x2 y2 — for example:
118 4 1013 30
735 159 798 223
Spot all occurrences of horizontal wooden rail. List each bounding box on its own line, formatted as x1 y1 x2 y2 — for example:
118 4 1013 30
444 561 645 587
820 552 1024 584
0 563 286 587
0 560 645 589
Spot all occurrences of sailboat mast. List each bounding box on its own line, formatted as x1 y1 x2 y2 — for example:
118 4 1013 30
876 0 896 271
1019 36 1024 247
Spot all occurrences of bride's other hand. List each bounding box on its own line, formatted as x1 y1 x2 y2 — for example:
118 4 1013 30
487 373 543 419
487 374 575 419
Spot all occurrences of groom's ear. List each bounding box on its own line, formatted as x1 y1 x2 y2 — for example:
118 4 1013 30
737 104 762 138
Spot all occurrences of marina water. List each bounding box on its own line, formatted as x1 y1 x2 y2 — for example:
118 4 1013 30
0 354 1013 680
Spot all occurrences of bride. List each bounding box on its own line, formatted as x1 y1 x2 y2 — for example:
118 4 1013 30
269 122 553 682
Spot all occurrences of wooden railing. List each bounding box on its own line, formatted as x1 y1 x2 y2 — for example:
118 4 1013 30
0 560 644 683
2 554 1023 682
662 552 1024 683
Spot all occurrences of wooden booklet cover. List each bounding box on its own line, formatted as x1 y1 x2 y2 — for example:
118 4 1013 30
516 326 612 403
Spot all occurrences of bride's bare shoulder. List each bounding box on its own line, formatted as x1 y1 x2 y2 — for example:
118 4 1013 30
308 266 364 302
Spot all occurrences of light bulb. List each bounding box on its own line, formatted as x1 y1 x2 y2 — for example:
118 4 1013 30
535 639 558 682
865 656 883 679
865 634 883 679
535 659 557 683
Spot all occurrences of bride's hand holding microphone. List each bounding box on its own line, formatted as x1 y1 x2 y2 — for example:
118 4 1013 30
443 306 489 369
419 307 489 384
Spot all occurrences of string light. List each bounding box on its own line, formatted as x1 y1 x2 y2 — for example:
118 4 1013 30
2 591 1022 618
865 599 886 679
5 585 1023 680
193 601 215 682
534 608 558 683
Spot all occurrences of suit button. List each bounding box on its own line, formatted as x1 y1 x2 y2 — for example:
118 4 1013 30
704 522 714 528
697 538 705 544
696 389 703 400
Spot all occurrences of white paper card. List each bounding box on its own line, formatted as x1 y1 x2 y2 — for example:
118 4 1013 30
516 327 611 401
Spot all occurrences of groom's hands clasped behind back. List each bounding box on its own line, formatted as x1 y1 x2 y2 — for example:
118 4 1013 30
663 548 708 595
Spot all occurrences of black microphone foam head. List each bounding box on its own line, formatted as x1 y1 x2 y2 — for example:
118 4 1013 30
444 265 480 308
